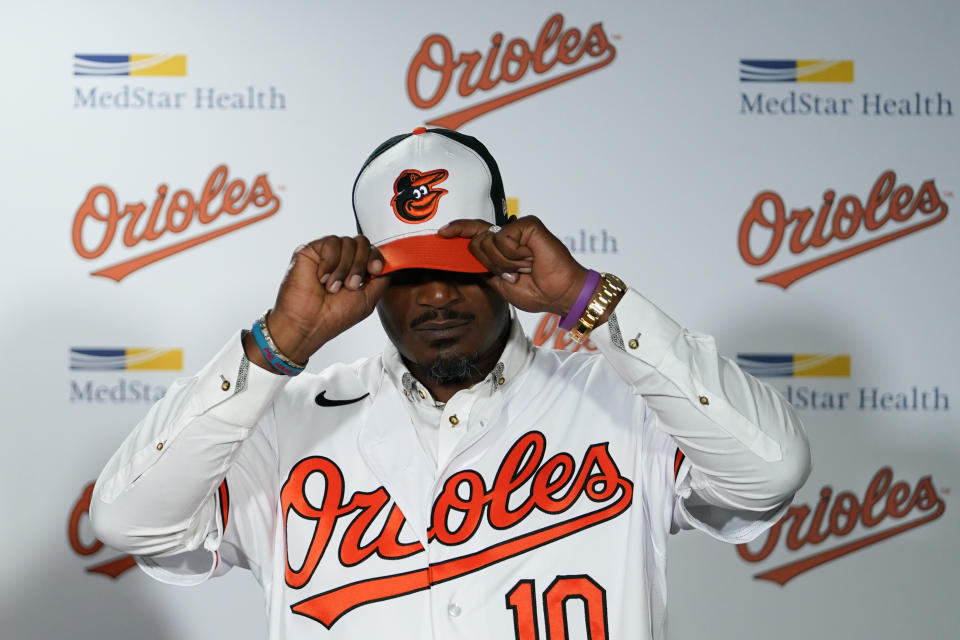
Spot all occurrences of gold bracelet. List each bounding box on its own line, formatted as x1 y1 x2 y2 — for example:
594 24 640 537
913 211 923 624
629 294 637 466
568 273 626 344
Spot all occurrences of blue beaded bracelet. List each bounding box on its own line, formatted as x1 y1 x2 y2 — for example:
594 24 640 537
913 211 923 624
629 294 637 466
251 315 306 376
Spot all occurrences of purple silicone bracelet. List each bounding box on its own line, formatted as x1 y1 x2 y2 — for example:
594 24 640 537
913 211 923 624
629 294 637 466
558 269 601 330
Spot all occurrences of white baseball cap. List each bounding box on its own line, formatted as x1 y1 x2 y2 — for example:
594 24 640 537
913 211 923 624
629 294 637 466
352 127 509 274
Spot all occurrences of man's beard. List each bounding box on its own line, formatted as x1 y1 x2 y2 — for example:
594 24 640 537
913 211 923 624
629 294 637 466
408 308 483 385
424 351 481 385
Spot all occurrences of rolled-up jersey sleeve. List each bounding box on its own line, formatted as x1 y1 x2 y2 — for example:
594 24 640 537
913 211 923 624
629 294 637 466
591 288 811 540
90 332 288 578
134 421 280 586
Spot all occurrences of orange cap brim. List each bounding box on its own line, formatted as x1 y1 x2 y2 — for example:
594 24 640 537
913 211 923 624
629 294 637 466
377 235 487 274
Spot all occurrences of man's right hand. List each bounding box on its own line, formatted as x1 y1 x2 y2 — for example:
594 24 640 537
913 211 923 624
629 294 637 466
243 235 389 372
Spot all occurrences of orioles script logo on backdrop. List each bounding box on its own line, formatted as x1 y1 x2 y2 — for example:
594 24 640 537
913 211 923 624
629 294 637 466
280 431 633 628
737 467 945 585
407 13 617 129
68 481 137 578
72 165 281 281
738 170 949 289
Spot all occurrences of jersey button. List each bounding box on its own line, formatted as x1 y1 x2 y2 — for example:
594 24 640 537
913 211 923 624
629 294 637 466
447 603 462 618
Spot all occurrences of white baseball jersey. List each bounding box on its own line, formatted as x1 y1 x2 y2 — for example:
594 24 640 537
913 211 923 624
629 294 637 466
92 288 809 640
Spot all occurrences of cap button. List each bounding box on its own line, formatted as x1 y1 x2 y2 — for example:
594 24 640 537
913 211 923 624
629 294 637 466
412 126 427 135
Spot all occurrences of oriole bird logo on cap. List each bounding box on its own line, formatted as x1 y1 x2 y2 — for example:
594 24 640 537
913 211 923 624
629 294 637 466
391 169 449 224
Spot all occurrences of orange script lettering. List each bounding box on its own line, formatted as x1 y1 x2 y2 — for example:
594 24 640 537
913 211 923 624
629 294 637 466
72 165 281 281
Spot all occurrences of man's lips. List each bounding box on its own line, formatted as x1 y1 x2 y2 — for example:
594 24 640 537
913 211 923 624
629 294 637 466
409 309 475 330
414 319 470 336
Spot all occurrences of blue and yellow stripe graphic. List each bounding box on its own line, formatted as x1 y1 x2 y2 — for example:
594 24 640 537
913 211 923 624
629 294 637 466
73 54 187 76
739 59 853 83
70 348 183 371
736 353 851 377
506 198 520 220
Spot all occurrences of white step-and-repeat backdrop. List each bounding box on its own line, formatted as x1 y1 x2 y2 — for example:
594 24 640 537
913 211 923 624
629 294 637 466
1 1 956 638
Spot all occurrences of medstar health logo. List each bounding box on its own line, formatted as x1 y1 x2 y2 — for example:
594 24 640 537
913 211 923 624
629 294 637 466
74 54 187 76
736 354 850 377
70 347 183 370
739 59 853 83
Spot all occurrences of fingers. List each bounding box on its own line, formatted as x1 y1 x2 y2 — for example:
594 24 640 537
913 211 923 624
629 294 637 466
321 236 352 292
362 267 390 301
301 236 382 293
440 218 544 276
470 227 534 279
437 218 494 239
342 240 384 288
368 246 385 277
343 236 372 291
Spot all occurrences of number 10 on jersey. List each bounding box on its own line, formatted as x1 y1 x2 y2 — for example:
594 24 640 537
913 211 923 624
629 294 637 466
506 575 609 640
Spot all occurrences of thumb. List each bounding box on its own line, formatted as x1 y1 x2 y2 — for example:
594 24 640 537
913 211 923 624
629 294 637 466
483 271 532 310
362 273 390 307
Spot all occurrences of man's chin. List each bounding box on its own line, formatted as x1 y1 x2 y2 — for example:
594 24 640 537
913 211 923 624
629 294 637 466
424 351 481 385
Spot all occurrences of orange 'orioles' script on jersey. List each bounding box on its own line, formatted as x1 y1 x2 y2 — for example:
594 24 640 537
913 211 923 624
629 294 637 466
279 431 633 628
90 283 809 640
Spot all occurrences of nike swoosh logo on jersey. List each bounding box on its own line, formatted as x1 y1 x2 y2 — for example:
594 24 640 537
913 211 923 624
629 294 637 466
315 391 370 407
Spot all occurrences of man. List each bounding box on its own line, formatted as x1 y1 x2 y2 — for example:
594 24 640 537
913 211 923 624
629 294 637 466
92 127 811 639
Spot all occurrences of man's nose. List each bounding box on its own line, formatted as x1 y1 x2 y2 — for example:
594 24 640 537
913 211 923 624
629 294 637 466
415 275 464 308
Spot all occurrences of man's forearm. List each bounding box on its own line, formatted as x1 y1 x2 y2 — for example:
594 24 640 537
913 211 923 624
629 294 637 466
90 333 287 556
592 288 812 512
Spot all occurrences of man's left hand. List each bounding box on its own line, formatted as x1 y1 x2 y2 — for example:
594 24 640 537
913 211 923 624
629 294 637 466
438 216 589 316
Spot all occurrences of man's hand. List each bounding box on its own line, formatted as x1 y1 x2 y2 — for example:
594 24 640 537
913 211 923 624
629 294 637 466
438 216 589 316
245 236 389 370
